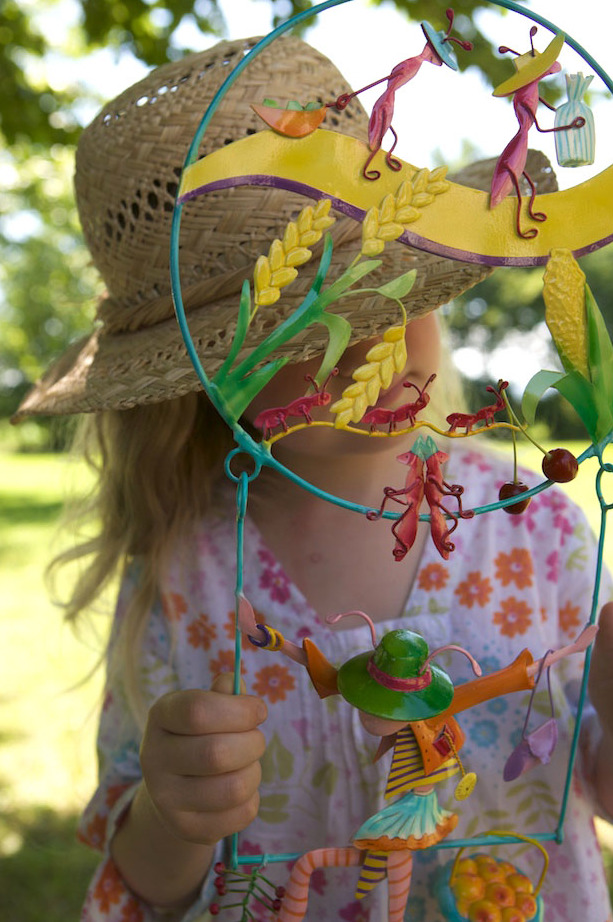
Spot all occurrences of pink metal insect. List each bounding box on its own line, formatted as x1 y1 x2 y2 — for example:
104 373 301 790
330 9 472 180
253 369 339 439
423 447 473 560
491 28 585 238
367 448 425 560
367 435 472 560
446 380 509 434
362 372 436 433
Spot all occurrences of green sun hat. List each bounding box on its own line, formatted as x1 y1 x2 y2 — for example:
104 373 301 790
421 20 459 71
337 629 455 722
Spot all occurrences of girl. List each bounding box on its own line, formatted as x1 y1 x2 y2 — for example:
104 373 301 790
16 32 613 922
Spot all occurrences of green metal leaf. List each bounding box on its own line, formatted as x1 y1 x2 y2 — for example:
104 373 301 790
213 279 251 385
222 356 289 421
585 284 613 419
552 369 602 443
314 312 352 386
375 269 417 301
521 369 565 425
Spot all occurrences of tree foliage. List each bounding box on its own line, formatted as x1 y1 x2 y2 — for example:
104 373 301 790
1 0 611 444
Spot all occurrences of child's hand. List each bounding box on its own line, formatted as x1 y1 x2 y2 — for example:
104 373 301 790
140 674 268 846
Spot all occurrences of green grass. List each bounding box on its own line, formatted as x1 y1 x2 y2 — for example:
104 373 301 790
0 451 104 922
0 445 611 919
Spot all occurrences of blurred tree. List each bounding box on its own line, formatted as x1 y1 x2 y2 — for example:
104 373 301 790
0 0 611 444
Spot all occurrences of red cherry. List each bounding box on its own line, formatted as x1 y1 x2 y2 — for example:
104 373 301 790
542 448 578 483
498 481 532 515
275 886 286 898
214 862 226 874
210 903 220 916
272 898 283 911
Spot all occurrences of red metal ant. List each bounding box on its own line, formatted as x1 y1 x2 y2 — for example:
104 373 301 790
362 373 436 433
330 9 472 180
253 369 339 440
446 380 509 434
491 28 585 238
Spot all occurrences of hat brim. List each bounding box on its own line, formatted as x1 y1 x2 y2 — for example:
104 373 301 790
421 22 458 71
493 32 565 96
13 202 491 419
337 651 454 722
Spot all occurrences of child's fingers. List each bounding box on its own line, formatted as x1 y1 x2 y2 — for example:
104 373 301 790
169 791 261 845
158 761 262 815
155 727 267 777
150 688 267 735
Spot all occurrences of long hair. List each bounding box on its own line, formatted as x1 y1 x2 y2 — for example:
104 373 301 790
48 391 233 723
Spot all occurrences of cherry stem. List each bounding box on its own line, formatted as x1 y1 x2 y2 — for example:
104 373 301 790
499 384 547 456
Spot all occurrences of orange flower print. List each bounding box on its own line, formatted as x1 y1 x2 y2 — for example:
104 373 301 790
121 896 145 922
559 600 582 633
252 663 296 703
223 610 262 650
162 592 188 621
454 571 492 608
187 613 217 650
493 597 533 637
210 649 246 676
106 782 131 810
494 548 534 589
418 563 449 592
93 858 124 912
78 811 106 849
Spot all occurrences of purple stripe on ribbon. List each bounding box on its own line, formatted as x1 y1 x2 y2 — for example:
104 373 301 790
178 173 613 266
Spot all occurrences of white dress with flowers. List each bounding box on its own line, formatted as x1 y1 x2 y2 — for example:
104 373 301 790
79 446 613 922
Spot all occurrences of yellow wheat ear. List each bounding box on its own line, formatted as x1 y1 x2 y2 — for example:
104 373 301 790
360 167 450 257
543 248 589 379
330 323 407 428
253 199 336 309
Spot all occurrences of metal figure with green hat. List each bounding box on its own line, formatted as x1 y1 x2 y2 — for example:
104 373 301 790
240 602 596 922
329 7 473 180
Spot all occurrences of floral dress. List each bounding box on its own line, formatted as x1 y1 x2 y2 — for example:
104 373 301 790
79 446 613 922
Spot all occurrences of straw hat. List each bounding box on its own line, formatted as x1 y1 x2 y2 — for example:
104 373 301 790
14 35 555 420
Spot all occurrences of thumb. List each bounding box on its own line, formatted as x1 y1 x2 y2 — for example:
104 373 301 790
211 672 247 695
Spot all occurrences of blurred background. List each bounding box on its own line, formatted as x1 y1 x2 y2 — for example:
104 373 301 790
1 1 612 918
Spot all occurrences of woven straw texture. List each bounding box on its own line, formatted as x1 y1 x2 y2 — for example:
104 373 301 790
15 35 556 419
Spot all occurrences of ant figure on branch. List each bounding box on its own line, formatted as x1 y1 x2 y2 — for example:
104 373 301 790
329 8 472 179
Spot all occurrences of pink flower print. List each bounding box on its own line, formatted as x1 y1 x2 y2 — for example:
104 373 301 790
545 549 559 582
310 868 327 896
258 547 277 567
296 625 314 639
260 564 291 604
553 511 573 545
460 450 493 473
339 899 370 921
291 718 310 748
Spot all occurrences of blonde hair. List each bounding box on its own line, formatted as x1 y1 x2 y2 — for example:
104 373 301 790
49 391 233 723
